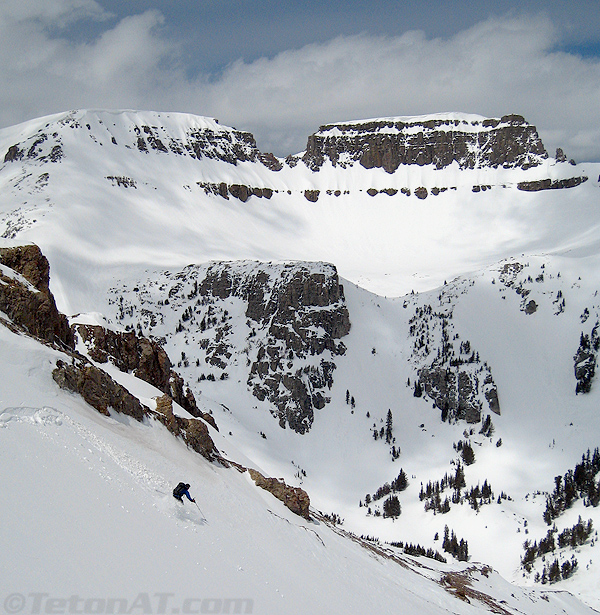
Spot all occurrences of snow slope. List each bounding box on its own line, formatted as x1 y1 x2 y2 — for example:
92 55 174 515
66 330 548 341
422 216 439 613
2 323 593 615
98 251 600 608
0 109 597 313
2 108 600 611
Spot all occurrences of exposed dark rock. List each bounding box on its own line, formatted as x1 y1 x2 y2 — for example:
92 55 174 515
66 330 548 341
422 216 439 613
302 114 548 173
141 126 168 153
229 184 249 202
52 364 219 461
304 189 320 202
0 244 219 462
483 375 500 415
414 187 428 200
75 323 203 419
418 367 482 424
574 325 599 394
198 182 274 201
52 359 146 421
111 261 351 434
200 262 350 433
49 145 64 162
0 244 73 348
0 244 51 292
258 152 283 171
524 300 538 315
408 289 499 424
7 111 273 169
218 182 229 199
28 135 48 158
106 176 137 188
248 468 310 518
517 177 588 191
153 395 218 461
4 145 23 163
184 126 262 165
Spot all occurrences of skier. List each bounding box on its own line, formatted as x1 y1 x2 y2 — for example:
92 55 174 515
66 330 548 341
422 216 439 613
172 482 195 504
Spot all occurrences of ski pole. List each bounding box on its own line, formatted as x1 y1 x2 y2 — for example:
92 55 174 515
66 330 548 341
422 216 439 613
194 501 206 518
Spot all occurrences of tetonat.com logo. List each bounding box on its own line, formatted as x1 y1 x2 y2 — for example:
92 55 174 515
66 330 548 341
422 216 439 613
2 594 253 615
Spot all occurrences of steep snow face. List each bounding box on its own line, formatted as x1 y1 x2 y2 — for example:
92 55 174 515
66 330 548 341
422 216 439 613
0 319 597 615
1 109 263 165
1 109 600 610
0 109 597 313
86 251 600 608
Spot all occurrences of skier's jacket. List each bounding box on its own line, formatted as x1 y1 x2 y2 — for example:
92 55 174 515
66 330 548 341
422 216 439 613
173 482 194 502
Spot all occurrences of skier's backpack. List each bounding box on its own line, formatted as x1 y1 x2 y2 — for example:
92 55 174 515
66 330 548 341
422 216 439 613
173 482 187 498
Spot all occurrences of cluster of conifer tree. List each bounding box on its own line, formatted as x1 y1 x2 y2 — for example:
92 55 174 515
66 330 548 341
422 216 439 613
536 556 578 584
372 409 394 445
543 448 600 524
382 494 401 519
442 525 469 561
389 541 447 563
454 439 476 465
362 469 408 518
522 517 593 574
418 463 494 514
366 469 408 503
322 512 344 525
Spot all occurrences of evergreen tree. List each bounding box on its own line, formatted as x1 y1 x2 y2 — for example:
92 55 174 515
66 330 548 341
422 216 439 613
392 468 408 492
383 495 401 519
461 442 476 465
385 409 393 444
413 381 423 397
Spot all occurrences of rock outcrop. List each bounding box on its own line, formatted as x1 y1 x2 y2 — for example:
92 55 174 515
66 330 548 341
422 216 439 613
192 262 350 433
517 176 588 191
53 359 147 421
574 324 599 394
197 182 274 201
74 323 207 421
0 244 73 348
409 281 500 425
417 366 487 424
302 114 548 173
2 110 280 170
153 395 218 461
0 244 221 466
52 362 219 461
248 468 310 519
109 261 351 434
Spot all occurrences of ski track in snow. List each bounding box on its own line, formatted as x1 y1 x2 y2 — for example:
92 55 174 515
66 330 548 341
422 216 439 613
2 109 600 612
0 405 173 507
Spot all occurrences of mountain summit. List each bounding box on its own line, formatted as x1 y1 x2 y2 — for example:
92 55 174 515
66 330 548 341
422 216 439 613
1 109 600 613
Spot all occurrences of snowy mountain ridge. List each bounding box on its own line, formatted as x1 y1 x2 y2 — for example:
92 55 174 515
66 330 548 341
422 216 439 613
1 107 597 308
0 242 597 615
2 108 600 613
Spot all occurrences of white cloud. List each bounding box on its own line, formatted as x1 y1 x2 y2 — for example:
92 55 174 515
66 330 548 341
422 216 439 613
196 15 600 161
0 8 599 161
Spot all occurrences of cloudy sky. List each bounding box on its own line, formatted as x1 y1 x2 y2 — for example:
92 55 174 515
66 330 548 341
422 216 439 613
2 0 600 160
